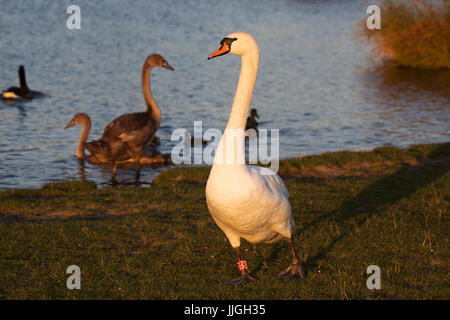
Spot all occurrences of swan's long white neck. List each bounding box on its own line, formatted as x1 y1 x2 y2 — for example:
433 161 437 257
213 44 259 168
226 51 259 130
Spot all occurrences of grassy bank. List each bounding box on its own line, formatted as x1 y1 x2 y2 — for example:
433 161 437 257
0 143 449 299
361 0 450 69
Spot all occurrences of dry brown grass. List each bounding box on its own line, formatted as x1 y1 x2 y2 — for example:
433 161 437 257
361 0 450 69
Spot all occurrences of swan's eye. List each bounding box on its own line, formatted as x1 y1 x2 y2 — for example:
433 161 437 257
223 37 237 46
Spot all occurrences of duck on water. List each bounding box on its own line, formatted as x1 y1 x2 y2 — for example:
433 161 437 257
245 108 259 131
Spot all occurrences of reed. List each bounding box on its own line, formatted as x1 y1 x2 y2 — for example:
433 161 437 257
361 0 450 69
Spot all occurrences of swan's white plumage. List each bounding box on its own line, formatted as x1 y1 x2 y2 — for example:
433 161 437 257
206 32 294 249
206 164 293 247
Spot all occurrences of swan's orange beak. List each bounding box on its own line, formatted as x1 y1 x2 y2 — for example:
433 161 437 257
208 43 231 60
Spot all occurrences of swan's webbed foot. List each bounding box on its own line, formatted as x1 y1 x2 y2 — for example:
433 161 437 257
276 261 305 280
225 271 258 285
225 247 258 285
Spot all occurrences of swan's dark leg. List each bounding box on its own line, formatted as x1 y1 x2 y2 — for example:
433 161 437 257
111 160 118 185
225 247 258 285
276 237 305 280
133 149 142 183
135 160 141 181
77 158 86 181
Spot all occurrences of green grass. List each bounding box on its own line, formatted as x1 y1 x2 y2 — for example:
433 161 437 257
0 142 449 299
361 0 450 69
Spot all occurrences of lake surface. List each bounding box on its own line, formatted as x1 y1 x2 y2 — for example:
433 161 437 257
1 0 449 189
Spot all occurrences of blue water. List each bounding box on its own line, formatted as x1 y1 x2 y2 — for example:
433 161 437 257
0 0 449 189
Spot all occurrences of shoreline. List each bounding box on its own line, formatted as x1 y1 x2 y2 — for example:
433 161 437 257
2 141 450 191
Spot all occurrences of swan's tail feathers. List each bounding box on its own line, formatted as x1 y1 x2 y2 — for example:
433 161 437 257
269 217 295 243
265 233 287 244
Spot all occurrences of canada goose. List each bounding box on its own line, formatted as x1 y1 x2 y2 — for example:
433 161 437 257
2 65 43 100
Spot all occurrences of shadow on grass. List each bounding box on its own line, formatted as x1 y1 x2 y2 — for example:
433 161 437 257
300 143 450 274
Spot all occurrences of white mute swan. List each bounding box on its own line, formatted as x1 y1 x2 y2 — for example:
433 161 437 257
206 32 305 284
